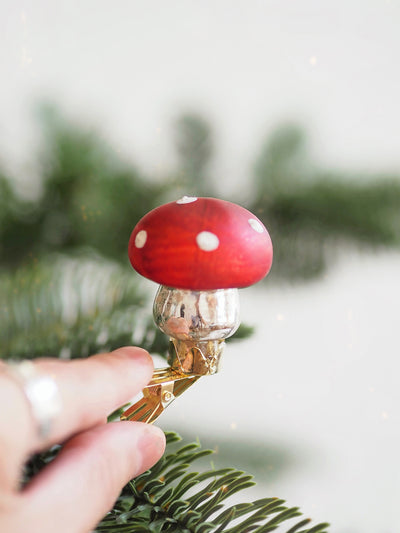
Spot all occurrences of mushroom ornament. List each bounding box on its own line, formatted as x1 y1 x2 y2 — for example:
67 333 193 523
121 196 273 423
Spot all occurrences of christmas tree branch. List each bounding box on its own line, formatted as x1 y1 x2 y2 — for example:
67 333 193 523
94 432 329 533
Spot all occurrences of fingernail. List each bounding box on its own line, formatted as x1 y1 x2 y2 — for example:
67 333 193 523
113 346 153 368
138 425 166 471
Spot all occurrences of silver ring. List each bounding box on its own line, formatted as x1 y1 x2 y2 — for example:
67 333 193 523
6 360 62 440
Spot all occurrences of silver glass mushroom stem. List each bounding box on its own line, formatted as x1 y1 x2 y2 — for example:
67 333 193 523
154 285 240 375
120 286 240 424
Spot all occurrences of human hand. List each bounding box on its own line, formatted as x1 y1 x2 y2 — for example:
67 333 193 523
0 347 166 533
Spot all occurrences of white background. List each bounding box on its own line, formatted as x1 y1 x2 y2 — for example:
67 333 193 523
1 1 400 190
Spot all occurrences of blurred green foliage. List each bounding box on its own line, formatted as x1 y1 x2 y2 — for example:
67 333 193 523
0 106 168 266
1 105 399 358
251 123 400 280
0 253 159 359
1 108 399 282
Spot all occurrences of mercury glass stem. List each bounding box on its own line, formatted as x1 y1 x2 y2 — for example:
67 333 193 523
121 285 240 423
154 285 240 376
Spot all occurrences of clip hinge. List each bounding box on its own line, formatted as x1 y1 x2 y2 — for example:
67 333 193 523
120 367 200 424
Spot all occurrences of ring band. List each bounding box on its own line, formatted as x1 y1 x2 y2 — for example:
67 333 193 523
6 360 62 440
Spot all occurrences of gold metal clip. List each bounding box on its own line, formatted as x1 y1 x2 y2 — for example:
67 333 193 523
120 366 199 424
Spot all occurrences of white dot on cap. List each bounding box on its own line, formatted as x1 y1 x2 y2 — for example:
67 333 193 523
248 218 264 233
176 196 198 204
135 230 147 248
196 231 219 251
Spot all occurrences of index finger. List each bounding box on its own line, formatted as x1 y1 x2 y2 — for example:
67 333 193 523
0 347 153 464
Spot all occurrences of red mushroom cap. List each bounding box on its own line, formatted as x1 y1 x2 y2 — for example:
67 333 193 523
128 196 273 290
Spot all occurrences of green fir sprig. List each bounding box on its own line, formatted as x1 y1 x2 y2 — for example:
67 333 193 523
96 432 329 533
0 252 163 360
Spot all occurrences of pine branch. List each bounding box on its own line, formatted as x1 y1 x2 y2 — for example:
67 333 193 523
2 108 400 282
95 432 330 533
0 253 252 361
0 252 167 360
